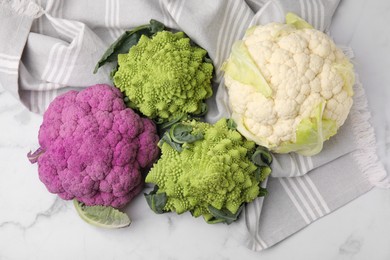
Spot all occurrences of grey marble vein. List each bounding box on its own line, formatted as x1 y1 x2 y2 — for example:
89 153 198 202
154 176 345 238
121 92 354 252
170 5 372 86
0 198 65 231
339 235 363 256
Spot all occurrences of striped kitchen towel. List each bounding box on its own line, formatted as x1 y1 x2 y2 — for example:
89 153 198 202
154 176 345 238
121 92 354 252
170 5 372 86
0 0 388 251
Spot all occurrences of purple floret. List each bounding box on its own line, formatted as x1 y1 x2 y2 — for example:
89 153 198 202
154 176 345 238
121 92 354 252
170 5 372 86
34 84 159 208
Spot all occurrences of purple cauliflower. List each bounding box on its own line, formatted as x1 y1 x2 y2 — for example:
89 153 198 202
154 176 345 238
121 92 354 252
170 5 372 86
28 84 160 208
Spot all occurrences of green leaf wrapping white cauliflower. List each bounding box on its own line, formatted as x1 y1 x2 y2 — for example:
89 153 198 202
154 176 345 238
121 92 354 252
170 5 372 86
222 13 355 156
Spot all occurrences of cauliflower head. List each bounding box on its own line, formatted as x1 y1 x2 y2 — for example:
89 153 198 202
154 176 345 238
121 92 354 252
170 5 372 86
114 31 213 122
145 119 269 223
33 84 160 208
223 13 355 156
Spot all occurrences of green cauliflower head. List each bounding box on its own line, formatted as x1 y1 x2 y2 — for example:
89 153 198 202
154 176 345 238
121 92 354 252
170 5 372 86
145 119 270 223
114 31 213 122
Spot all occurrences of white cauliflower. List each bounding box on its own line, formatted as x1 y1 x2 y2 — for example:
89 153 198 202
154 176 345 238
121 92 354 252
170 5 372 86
223 13 354 156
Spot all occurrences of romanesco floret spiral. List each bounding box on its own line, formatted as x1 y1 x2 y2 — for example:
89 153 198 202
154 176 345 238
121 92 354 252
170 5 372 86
114 31 213 122
145 119 261 221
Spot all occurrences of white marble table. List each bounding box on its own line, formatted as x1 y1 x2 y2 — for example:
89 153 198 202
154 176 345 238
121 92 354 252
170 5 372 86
0 0 389 259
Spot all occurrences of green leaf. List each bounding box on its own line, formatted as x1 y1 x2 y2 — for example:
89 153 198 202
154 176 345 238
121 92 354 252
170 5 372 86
169 123 203 144
227 118 237 130
144 186 167 214
204 56 213 64
93 19 165 73
159 114 188 130
275 102 338 156
285 12 314 29
154 117 166 125
73 200 131 229
251 146 273 166
254 166 271 182
159 132 183 152
149 19 165 33
258 187 268 197
206 205 244 225
222 40 272 98
194 103 208 117
110 64 119 79
159 122 204 152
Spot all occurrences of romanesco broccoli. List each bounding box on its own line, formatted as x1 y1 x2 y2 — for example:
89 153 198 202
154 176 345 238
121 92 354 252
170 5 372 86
113 31 213 122
145 119 271 224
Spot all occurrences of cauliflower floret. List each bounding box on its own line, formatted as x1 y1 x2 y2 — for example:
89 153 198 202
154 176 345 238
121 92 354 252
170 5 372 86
223 14 355 155
31 84 160 208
